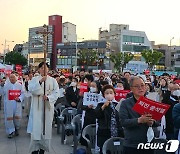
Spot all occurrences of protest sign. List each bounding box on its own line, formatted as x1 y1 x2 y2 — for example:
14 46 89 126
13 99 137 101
133 96 170 121
8 90 21 100
80 83 88 95
83 92 105 107
115 89 130 101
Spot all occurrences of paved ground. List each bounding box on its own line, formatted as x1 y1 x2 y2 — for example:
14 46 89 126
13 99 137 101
0 101 75 154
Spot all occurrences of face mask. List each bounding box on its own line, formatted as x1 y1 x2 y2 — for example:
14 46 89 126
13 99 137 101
173 90 180 97
71 82 77 87
105 94 115 101
94 77 99 81
90 87 97 93
84 81 88 84
116 87 124 90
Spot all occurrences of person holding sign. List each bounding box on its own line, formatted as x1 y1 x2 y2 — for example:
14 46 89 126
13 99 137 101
28 62 60 154
2 73 24 138
119 76 158 154
95 85 124 154
78 81 101 146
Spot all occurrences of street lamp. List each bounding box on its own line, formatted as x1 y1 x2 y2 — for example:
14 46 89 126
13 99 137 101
3 39 14 64
169 37 174 70
75 35 84 71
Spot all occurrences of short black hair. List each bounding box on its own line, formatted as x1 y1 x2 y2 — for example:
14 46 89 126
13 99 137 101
102 85 115 97
72 77 78 83
38 62 50 68
84 74 94 82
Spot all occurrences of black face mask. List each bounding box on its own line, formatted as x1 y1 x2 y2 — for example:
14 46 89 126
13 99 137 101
112 78 116 83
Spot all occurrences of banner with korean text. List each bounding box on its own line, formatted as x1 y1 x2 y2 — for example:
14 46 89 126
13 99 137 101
79 83 88 95
8 90 21 100
132 96 170 121
115 89 130 101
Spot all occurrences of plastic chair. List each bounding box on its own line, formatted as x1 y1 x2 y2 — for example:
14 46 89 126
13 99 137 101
71 114 82 154
153 138 168 154
82 124 96 154
59 107 77 144
55 103 66 134
102 137 124 154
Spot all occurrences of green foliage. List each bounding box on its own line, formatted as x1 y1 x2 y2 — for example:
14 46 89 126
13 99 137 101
5 51 27 66
78 49 98 66
141 49 163 70
110 52 134 72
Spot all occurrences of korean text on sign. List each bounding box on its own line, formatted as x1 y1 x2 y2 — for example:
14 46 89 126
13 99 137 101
115 89 130 101
8 90 21 100
132 96 170 121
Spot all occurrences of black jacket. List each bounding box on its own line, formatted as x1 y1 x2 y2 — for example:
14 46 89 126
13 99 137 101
95 102 124 148
65 86 80 108
119 96 159 148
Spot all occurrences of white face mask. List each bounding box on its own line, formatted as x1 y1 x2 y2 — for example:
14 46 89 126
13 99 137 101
105 94 115 101
90 87 97 93
173 90 180 97
84 81 88 84
94 77 99 81
116 87 124 90
71 82 77 87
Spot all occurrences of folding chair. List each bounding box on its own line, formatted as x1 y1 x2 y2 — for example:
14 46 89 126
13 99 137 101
71 114 82 154
55 103 66 134
102 137 124 154
82 124 96 154
59 107 77 144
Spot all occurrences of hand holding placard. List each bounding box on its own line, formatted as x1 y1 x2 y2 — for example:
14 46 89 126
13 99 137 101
133 96 170 121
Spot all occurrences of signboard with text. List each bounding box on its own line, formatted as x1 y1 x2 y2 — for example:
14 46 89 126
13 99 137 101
132 96 170 121
8 90 21 100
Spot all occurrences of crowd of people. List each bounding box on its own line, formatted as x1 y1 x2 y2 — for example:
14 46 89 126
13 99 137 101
0 62 180 154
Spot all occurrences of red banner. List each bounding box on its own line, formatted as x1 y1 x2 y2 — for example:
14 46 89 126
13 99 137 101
4 70 12 77
132 96 170 121
16 64 22 76
79 83 88 95
8 90 21 100
115 89 130 101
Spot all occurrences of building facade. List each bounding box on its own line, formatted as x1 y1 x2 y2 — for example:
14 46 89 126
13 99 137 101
56 40 110 72
99 24 151 73
62 22 76 43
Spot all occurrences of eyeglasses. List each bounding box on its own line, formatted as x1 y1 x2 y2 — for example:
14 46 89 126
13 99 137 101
131 84 146 89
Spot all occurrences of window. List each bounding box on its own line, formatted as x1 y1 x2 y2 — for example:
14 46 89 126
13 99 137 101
123 35 144 43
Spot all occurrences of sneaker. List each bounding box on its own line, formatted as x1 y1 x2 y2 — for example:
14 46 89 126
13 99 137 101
15 129 19 136
8 132 14 139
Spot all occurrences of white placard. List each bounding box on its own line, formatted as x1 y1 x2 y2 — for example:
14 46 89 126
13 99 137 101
83 92 105 107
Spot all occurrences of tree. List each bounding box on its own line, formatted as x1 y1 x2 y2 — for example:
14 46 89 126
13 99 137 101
5 51 27 66
141 49 163 70
78 49 98 68
110 52 134 73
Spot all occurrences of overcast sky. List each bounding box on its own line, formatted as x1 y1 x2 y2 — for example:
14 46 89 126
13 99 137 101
0 0 180 52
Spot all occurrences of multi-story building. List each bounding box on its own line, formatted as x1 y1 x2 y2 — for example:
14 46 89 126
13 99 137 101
56 40 110 72
173 47 180 74
28 15 65 70
62 22 76 43
99 24 151 73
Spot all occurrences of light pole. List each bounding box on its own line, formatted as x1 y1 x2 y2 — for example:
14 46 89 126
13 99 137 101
75 35 84 71
170 37 174 70
3 39 14 65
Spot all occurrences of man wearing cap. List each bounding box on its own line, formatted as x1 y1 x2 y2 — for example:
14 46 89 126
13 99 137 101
28 62 60 154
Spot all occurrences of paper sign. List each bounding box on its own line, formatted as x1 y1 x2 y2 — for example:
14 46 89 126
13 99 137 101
132 96 170 121
80 83 88 95
83 92 102 107
8 90 21 100
115 89 130 101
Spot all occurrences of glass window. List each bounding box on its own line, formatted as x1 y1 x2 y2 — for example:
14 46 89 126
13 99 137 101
67 58 72 65
123 45 133 51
